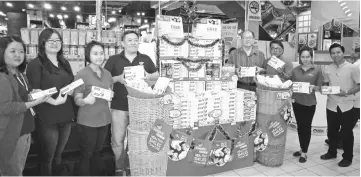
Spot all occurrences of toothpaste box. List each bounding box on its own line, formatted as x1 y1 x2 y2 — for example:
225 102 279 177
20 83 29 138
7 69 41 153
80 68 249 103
292 82 310 94
60 79 84 95
91 86 114 101
30 87 58 100
124 65 145 80
322 86 341 94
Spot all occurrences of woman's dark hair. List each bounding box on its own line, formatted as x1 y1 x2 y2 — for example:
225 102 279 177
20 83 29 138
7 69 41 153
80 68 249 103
85 41 105 64
270 40 284 50
298 47 314 65
38 28 72 75
329 43 345 54
121 30 139 41
0 35 27 74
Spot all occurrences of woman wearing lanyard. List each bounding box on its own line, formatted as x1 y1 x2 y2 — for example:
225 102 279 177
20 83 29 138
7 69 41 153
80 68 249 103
291 48 323 163
0 36 49 175
73 41 113 175
26 28 75 175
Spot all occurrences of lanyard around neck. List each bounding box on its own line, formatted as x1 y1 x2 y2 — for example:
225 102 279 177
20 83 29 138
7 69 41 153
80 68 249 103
15 74 28 91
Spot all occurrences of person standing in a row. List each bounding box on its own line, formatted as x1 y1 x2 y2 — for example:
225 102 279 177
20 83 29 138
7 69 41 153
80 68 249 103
74 41 113 176
0 36 49 176
26 28 75 175
263 40 293 80
228 30 266 92
104 30 159 174
320 43 360 167
291 48 323 163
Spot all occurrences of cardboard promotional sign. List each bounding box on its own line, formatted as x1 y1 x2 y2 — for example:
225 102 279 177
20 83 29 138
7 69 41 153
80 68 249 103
157 15 184 38
192 19 222 40
189 138 213 167
147 119 173 153
254 131 268 152
247 0 262 21
267 120 286 139
124 65 145 80
168 130 193 161
278 101 295 124
208 140 233 167
233 136 249 160
221 23 238 47
322 86 340 94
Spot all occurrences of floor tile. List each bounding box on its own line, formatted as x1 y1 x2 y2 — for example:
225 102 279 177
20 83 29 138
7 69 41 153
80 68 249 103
278 160 304 173
213 170 239 176
308 152 340 165
307 164 340 176
288 156 320 168
234 167 265 176
290 169 318 176
255 165 287 176
284 150 297 160
276 172 293 176
323 161 357 174
345 169 360 176
349 160 360 169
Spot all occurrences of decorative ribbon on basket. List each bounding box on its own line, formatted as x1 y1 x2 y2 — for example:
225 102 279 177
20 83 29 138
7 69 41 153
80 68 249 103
147 119 173 153
168 127 193 161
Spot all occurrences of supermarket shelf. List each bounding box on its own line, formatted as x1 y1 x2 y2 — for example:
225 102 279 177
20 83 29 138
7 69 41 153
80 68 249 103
168 77 234 82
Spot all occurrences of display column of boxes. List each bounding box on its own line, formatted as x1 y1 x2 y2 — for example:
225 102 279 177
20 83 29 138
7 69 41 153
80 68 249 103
20 28 124 75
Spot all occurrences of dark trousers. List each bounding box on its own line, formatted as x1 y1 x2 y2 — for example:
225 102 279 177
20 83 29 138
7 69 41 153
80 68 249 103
77 124 109 176
293 103 316 153
237 82 257 92
36 121 72 176
327 107 359 161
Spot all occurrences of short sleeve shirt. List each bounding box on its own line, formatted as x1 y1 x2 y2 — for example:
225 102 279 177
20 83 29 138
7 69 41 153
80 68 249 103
291 65 323 106
74 66 113 127
104 52 157 111
324 61 360 112
228 47 266 84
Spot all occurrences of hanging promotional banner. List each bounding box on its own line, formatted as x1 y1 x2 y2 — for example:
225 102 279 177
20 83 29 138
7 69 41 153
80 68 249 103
156 15 184 38
247 0 262 21
222 23 238 58
192 19 222 40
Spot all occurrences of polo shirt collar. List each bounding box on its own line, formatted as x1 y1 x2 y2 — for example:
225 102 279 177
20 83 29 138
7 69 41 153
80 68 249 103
332 60 347 68
87 65 104 78
239 46 258 56
298 64 316 72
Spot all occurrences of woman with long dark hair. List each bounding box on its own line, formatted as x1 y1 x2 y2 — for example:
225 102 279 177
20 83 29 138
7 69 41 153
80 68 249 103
0 36 49 175
291 48 323 163
73 41 113 175
26 28 75 175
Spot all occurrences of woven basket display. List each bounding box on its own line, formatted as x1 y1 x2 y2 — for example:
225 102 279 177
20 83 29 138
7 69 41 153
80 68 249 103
127 127 169 176
128 96 171 132
254 74 292 92
125 80 171 99
256 88 291 115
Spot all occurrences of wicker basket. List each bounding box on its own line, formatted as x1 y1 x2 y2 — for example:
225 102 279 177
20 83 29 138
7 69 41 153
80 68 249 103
256 88 291 115
128 96 171 132
254 74 292 91
127 127 169 176
125 80 171 99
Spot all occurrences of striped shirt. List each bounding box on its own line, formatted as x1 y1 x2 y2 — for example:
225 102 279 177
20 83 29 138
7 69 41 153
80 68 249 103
228 47 266 84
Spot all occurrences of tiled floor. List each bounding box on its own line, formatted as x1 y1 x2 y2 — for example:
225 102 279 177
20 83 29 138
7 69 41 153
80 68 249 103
212 126 360 177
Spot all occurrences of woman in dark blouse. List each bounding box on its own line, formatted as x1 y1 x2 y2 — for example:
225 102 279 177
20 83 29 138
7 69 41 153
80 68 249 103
26 28 75 175
74 41 113 176
0 36 49 175
291 48 323 163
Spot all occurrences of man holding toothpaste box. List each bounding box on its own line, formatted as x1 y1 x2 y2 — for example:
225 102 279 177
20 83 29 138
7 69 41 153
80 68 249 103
320 43 360 167
104 30 159 175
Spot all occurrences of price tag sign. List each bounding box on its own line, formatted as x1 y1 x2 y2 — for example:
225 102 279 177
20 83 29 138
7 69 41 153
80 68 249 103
240 67 256 77
292 82 310 94
268 56 285 71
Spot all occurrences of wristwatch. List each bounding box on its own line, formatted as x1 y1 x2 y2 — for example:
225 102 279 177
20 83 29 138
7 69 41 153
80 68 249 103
345 90 349 97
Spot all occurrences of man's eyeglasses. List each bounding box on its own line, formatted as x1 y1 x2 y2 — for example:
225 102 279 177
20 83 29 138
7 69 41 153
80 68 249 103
47 39 62 44
243 37 253 40
271 47 283 51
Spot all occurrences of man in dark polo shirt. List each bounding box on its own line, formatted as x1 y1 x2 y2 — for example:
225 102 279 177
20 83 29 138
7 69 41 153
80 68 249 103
104 30 159 173
228 30 266 92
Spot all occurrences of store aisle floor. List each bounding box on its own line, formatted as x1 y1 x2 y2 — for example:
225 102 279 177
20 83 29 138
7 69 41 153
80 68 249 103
212 125 360 177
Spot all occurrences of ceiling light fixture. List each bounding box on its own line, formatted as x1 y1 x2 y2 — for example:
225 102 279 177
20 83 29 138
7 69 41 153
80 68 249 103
112 11 116 14
64 14 68 19
118 9 122 13
22 9 26 12
0 11 6 16
28 4 34 8
342 6 349 10
57 14 63 19
49 14 54 18
144 19 148 23
344 9 351 13
5 18 8 20
142 12 145 16
339 2 346 7
137 19 141 23
76 15 81 19
74 6 80 11
6 2 13 7
44 3 52 10
347 13 352 17
137 12 140 16
61 6 67 11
